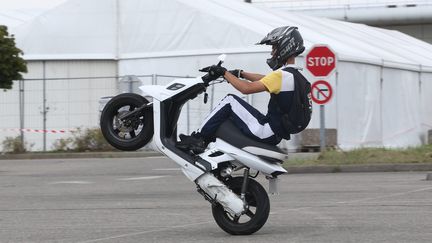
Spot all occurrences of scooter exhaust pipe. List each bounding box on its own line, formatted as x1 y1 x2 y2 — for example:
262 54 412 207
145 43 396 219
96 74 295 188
196 173 244 216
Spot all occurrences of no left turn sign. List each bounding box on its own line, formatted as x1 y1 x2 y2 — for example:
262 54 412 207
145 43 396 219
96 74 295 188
311 80 333 105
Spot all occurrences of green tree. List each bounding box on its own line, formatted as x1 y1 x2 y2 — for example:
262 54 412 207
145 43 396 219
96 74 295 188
0 25 27 89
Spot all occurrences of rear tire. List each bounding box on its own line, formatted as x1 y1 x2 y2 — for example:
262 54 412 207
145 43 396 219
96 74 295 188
212 177 270 235
100 93 153 151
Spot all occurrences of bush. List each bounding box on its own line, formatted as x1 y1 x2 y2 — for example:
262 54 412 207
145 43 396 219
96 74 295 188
52 127 116 152
51 137 73 151
2 136 33 153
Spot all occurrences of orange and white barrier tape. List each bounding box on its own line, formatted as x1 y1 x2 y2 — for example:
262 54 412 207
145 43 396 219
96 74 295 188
1 128 76 134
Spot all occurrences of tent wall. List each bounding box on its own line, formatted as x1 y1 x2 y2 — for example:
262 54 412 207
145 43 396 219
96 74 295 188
337 62 382 149
420 72 432 143
337 63 426 149
382 68 422 147
0 60 117 151
14 0 118 59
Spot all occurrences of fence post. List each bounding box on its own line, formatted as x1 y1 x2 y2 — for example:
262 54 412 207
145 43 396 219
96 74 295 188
380 64 384 146
152 74 157 85
128 76 133 93
42 61 47 152
19 79 25 145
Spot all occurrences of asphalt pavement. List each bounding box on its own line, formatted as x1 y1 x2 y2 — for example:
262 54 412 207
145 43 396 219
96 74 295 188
1 157 432 242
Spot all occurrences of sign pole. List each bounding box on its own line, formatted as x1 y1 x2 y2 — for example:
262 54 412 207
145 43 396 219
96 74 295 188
320 105 326 151
311 80 332 152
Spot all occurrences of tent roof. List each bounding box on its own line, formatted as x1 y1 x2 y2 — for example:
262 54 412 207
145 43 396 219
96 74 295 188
14 0 432 71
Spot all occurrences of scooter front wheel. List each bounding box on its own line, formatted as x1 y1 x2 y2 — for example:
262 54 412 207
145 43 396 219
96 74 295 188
100 93 153 151
212 177 270 235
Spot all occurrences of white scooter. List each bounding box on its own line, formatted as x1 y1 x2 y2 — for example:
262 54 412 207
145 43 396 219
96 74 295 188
100 55 287 235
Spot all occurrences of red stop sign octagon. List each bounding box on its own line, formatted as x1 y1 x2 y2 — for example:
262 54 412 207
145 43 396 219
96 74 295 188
306 45 337 77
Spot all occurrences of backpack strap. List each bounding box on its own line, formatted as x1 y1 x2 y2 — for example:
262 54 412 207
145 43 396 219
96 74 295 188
273 67 298 112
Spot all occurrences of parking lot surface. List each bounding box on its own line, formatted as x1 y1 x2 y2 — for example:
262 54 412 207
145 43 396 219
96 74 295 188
1 157 431 242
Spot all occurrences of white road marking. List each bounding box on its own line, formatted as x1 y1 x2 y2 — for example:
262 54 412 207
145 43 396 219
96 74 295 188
152 168 181 171
49 181 93 185
144 156 166 159
273 186 432 214
271 206 312 214
78 220 213 243
116 175 169 181
336 187 432 204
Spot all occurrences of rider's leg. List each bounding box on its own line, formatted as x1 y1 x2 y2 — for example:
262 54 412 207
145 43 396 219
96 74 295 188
177 94 280 152
200 94 280 144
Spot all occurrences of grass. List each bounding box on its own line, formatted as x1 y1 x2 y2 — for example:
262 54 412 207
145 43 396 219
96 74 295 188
285 144 432 166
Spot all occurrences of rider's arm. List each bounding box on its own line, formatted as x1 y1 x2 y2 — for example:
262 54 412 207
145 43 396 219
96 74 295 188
241 71 265 82
223 72 267 94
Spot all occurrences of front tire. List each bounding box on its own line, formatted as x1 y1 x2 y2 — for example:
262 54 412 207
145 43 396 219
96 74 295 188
212 177 270 235
100 93 153 151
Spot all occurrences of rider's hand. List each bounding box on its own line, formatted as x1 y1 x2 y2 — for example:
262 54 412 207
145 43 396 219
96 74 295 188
228 69 243 78
207 65 227 78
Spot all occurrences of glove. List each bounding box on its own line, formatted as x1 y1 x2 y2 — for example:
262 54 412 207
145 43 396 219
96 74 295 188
200 65 227 79
228 69 243 78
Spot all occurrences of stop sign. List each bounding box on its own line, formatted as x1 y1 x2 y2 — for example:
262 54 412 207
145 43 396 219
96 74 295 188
306 45 337 77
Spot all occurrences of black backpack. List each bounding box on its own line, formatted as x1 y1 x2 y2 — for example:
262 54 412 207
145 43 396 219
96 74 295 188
279 67 312 134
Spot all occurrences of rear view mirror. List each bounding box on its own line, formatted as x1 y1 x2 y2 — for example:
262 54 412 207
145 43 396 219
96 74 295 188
218 54 227 63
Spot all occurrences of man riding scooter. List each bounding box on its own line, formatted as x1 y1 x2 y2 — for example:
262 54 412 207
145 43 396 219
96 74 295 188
177 26 309 153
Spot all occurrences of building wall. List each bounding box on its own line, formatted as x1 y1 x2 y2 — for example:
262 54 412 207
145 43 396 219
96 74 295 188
378 24 432 44
257 1 432 44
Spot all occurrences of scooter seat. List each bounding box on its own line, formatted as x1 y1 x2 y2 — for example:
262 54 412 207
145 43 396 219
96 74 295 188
215 120 287 163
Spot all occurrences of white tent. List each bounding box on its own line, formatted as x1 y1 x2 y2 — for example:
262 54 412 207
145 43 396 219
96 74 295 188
10 0 432 150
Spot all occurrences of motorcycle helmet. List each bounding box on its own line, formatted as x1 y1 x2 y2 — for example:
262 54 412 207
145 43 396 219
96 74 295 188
257 26 305 70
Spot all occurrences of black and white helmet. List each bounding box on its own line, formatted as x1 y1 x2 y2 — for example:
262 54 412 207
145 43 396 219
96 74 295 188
258 26 305 70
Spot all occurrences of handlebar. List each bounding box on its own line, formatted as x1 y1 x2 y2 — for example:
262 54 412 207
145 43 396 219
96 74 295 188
201 73 213 85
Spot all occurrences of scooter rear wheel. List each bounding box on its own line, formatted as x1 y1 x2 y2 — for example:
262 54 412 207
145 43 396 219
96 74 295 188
100 93 153 151
212 177 270 235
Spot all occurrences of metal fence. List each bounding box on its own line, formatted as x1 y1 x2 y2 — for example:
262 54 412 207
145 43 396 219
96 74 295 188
0 74 236 152
3 71 430 152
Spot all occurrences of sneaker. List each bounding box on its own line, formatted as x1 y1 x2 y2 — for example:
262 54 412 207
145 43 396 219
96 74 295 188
176 132 207 154
181 132 215 144
179 131 202 140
